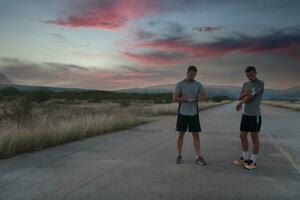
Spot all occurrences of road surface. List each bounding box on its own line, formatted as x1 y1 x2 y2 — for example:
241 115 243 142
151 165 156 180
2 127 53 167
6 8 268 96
0 103 299 200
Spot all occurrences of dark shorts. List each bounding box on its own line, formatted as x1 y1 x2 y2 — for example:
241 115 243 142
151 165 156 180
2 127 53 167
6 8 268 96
240 114 262 132
176 113 201 133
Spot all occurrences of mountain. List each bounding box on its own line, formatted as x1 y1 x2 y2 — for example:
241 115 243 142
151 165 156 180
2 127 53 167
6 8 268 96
116 84 242 98
115 83 242 98
0 83 97 92
0 72 13 84
271 86 300 100
1 71 298 99
0 72 98 92
116 83 300 100
117 84 175 94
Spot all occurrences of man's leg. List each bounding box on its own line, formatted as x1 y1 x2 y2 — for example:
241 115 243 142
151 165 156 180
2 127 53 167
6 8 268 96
240 131 249 153
244 132 259 169
192 132 207 165
177 132 185 156
236 114 250 163
192 132 200 157
176 132 185 164
240 131 250 160
234 131 249 165
250 132 259 162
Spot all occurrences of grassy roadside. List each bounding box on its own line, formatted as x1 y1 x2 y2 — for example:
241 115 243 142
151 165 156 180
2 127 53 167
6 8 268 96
0 100 231 159
262 100 300 111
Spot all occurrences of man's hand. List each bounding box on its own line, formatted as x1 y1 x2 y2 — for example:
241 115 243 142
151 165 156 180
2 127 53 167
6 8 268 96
236 102 242 112
187 96 196 102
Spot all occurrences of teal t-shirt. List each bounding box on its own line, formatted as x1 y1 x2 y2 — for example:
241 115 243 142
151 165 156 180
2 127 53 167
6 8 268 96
174 79 204 116
241 79 265 116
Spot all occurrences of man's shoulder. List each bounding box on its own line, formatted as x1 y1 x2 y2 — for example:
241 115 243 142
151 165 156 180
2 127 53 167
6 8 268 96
194 80 203 86
242 81 250 88
176 79 202 86
243 81 250 85
176 80 185 85
257 79 264 85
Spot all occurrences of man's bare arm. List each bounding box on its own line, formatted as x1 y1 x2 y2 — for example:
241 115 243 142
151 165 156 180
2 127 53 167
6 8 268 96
196 87 208 102
173 92 195 103
240 94 252 103
236 94 252 111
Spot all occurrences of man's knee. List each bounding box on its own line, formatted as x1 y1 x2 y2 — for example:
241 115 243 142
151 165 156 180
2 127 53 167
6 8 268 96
240 132 248 141
192 132 200 140
177 132 185 139
251 132 259 144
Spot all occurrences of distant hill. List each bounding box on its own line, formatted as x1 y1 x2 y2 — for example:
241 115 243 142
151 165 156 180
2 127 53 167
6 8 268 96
271 86 300 100
1 71 299 99
0 72 13 84
117 84 175 94
0 72 98 92
0 83 97 92
116 83 300 100
115 84 242 99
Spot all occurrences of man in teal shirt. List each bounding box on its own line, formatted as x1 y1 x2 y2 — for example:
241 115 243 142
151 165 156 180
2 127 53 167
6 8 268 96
173 65 208 165
234 66 265 170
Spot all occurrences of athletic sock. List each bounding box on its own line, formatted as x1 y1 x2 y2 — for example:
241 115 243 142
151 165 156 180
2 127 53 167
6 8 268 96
242 151 248 160
251 154 257 163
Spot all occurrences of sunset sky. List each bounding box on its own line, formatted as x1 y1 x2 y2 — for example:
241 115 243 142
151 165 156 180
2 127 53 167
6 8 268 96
0 0 300 90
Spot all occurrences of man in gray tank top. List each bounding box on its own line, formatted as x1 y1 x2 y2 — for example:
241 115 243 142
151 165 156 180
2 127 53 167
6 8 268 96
173 65 208 165
234 66 265 170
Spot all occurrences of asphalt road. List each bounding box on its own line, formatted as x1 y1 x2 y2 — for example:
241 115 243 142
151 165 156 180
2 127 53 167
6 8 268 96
0 103 299 200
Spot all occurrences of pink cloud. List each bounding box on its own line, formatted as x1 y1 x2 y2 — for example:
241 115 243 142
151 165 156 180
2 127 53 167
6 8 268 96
129 39 230 62
46 0 162 30
124 51 189 65
122 71 158 78
107 76 178 89
122 39 229 65
125 28 300 65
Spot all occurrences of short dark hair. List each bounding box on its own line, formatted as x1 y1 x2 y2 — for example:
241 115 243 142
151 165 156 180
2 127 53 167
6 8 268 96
245 66 256 73
187 65 197 73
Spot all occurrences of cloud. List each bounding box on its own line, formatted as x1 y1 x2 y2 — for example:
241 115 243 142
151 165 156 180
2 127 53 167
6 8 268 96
193 26 222 33
135 30 157 40
0 57 164 89
46 0 163 30
51 33 68 41
124 51 188 65
0 57 110 86
127 26 300 64
44 62 89 71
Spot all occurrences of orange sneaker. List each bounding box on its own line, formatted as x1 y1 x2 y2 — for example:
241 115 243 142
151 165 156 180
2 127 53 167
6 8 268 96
244 161 257 170
233 157 249 166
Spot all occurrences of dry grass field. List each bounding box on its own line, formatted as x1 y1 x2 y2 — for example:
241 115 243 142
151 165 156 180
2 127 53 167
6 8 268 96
0 100 230 159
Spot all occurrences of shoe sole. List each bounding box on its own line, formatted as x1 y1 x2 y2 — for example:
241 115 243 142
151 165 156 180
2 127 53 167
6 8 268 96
233 162 244 166
244 166 256 170
195 161 206 165
176 160 183 164
233 161 248 166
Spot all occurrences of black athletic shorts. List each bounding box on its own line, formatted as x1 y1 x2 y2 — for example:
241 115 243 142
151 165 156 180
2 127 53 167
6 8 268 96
240 114 262 132
176 113 201 132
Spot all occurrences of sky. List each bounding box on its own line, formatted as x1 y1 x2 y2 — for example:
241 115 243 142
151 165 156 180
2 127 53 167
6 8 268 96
0 0 300 90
